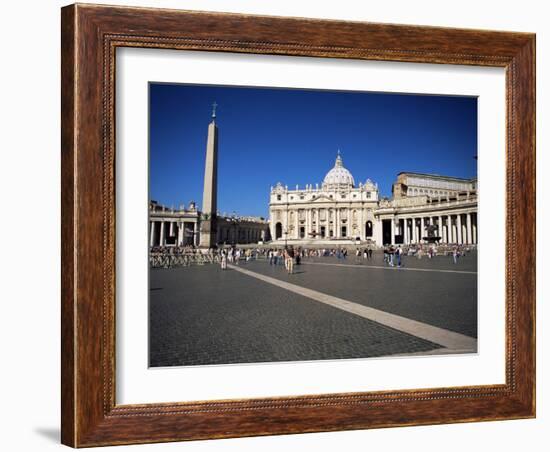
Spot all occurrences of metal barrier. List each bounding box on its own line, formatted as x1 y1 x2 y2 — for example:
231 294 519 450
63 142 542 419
149 252 219 268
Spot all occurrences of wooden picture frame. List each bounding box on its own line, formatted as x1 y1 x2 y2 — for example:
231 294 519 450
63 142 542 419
61 3 535 447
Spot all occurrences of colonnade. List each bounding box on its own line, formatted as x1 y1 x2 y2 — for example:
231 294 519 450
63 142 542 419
388 211 477 245
216 225 266 245
149 220 199 247
150 219 268 247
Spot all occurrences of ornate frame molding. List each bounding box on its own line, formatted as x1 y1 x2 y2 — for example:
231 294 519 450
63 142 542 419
61 4 535 447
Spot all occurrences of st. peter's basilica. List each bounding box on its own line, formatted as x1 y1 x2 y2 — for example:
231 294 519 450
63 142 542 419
149 111 478 248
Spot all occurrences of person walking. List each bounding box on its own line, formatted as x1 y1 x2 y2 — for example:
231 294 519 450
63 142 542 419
452 245 459 264
396 245 402 268
287 247 295 274
220 249 228 270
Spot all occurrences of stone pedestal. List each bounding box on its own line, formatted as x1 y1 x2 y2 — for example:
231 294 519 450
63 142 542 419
199 215 217 248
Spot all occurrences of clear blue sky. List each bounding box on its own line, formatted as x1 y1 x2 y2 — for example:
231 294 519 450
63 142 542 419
149 83 477 219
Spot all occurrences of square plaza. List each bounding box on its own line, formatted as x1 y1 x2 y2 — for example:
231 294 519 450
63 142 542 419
149 251 477 367
148 86 479 368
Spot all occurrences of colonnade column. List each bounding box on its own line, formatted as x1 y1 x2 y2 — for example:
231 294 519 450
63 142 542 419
454 217 458 243
193 222 198 246
404 219 409 244
150 222 156 247
177 222 184 246
375 218 383 246
438 216 443 241
466 213 472 244
457 214 463 244
159 222 165 246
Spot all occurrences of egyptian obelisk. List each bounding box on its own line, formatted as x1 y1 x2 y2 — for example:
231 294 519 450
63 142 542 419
199 103 219 248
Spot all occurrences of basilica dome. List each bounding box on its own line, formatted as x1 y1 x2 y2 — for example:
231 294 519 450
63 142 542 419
322 153 355 189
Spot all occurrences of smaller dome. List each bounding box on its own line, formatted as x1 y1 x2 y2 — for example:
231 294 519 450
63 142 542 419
322 153 355 189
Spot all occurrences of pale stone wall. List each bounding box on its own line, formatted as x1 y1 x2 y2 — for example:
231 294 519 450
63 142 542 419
268 173 477 247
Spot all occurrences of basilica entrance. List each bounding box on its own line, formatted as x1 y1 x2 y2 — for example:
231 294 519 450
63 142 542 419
382 219 392 245
365 221 373 238
275 222 282 240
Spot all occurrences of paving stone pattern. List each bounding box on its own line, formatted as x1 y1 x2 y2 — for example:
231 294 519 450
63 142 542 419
253 252 478 338
149 263 443 367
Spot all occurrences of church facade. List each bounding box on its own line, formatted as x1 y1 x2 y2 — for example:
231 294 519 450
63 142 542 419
269 154 478 247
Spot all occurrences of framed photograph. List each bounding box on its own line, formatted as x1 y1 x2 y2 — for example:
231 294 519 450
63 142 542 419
61 3 535 447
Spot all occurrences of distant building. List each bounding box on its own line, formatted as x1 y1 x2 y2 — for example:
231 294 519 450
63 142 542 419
269 155 477 246
392 172 477 199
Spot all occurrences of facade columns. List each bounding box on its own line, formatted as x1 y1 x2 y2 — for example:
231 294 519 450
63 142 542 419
438 216 443 242
335 209 340 238
311 209 319 239
420 217 425 243
360 208 365 241
404 218 410 244
457 214 463 244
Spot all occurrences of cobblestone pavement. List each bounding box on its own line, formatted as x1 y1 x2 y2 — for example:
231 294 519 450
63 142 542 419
149 263 443 367
250 251 478 338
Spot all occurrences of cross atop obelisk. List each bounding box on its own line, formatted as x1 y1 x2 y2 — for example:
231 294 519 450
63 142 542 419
211 101 218 120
